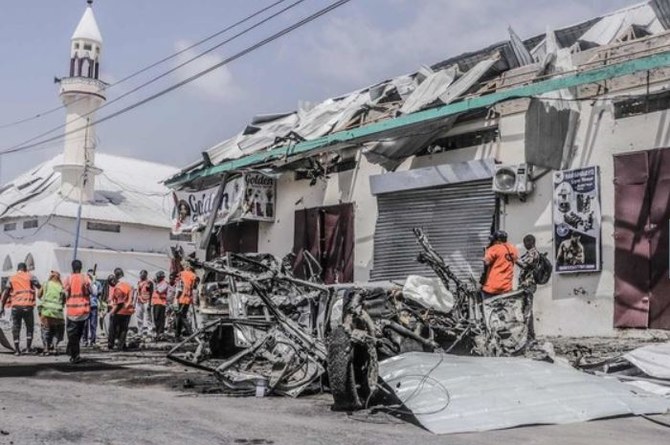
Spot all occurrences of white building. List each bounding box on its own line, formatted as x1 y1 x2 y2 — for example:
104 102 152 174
167 1 670 338
0 2 180 286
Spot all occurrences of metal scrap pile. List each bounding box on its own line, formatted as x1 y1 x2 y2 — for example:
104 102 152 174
168 253 329 396
167 229 537 402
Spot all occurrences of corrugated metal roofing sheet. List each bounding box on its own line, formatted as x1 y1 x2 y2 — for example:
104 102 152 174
379 352 670 435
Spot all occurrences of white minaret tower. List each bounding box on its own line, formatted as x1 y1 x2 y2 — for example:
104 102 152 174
55 0 105 203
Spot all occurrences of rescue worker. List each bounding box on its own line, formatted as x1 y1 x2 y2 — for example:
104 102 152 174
82 269 99 346
151 271 169 339
107 268 134 351
136 270 154 337
175 265 198 340
63 260 92 363
481 230 519 299
37 271 65 356
0 263 41 355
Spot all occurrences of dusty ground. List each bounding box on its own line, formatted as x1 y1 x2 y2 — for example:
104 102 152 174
1 340 670 445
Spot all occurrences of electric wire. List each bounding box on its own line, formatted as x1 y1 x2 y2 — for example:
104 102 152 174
0 0 289 131
0 0 353 156
3 0 308 153
642 414 670 429
373 353 451 416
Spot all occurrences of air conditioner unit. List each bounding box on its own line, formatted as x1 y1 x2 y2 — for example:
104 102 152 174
492 163 534 196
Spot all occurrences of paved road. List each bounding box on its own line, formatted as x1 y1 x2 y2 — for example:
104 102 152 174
0 351 669 445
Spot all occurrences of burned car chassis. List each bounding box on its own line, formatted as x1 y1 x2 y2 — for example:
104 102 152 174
167 229 533 407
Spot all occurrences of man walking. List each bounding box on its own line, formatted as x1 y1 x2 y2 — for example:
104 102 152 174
151 271 168 340
481 230 519 299
175 265 198 340
136 270 153 337
63 260 92 364
0 263 41 355
107 268 134 351
82 269 99 346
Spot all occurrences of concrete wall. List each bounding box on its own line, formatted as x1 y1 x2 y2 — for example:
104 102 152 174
258 157 385 282
255 82 670 337
0 215 174 284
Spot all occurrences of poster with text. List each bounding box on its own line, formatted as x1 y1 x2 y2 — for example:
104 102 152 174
171 173 276 234
552 166 601 273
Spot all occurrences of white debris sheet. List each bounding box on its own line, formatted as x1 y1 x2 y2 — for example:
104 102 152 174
624 342 670 379
378 352 670 435
402 275 454 313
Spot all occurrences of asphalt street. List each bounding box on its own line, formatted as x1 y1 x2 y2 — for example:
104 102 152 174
1 350 669 445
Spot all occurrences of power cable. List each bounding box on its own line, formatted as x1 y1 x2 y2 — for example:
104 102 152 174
2 0 307 154
0 0 353 156
0 0 289 131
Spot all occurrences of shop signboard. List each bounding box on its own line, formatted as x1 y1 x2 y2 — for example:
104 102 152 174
171 173 276 234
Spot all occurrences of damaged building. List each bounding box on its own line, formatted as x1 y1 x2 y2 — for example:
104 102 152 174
166 0 670 338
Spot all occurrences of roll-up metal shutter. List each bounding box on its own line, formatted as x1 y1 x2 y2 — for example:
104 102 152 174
370 180 496 282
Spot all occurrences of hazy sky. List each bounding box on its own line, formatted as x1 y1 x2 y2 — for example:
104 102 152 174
0 0 636 183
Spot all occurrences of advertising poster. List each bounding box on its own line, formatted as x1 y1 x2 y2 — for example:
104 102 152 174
552 166 601 273
171 173 276 234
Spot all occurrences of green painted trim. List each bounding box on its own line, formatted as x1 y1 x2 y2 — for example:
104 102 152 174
167 50 670 188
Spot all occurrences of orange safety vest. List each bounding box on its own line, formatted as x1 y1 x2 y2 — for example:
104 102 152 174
178 270 197 305
137 280 152 304
115 282 135 316
151 282 168 306
10 272 36 307
66 273 91 321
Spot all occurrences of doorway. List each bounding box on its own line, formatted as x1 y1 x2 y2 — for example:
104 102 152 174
207 221 259 260
293 203 354 284
614 148 670 329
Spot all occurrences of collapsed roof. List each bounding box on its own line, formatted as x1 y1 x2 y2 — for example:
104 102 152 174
0 153 177 229
166 0 670 189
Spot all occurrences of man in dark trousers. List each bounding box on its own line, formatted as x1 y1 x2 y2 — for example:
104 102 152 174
63 260 92 363
0 262 41 355
107 268 134 351
151 271 169 340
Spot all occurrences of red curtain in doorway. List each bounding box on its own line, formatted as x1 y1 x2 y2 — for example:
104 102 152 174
293 204 354 284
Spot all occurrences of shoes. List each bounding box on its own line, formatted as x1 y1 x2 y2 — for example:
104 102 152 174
69 356 83 364
13 350 21 356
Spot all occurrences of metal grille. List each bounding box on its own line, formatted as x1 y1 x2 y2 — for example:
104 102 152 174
370 180 496 282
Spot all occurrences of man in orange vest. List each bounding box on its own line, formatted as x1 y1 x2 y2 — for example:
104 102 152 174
481 230 519 299
175 265 199 340
151 271 168 339
0 262 41 355
63 259 92 364
136 269 154 338
107 268 134 351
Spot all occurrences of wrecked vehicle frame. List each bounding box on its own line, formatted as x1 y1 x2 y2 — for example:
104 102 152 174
167 228 535 405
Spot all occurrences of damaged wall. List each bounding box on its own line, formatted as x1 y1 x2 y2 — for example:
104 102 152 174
255 78 670 337
258 157 384 282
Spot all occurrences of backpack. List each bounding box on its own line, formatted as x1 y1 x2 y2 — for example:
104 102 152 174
533 252 553 285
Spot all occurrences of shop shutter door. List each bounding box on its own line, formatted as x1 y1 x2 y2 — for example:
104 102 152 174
370 180 496 282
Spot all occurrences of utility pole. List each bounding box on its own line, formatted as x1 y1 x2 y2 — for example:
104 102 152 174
72 118 90 262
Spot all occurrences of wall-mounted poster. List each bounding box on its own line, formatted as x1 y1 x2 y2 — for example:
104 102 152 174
171 172 276 234
552 166 601 273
